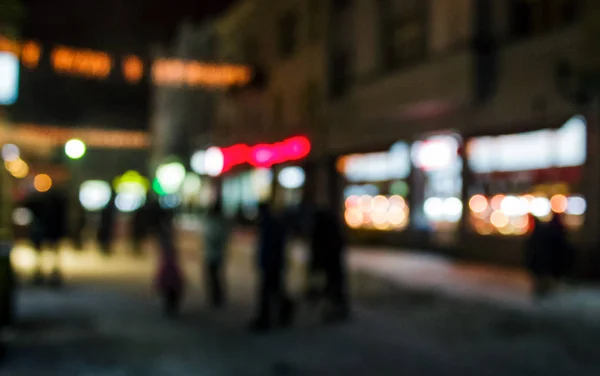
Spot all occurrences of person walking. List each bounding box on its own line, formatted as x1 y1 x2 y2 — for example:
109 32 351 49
249 203 294 332
97 194 116 256
307 208 350 323
148 200 185 318
202 200 229 308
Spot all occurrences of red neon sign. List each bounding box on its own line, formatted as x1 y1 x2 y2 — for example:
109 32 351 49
207 136 311 175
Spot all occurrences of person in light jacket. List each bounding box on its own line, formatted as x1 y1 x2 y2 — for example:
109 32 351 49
203 200 229 308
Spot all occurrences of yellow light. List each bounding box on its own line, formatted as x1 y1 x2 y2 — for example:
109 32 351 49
490 210 509 228
344 208 362 229
469 194 488 213
490 195 505 211
371 195 389 212
498 224 516 236
389 195 406 210
5 158 29 179
34 174 52 192
550 194 568 214
358 195 372 212
388 209 407 226
51 46 112 79
511 215 529 229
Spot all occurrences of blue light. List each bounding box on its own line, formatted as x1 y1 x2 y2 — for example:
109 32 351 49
0 52 19 105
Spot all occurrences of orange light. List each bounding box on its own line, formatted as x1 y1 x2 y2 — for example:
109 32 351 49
490 210 509 228
491 194 505 211
122 55 144 83
344 208 362 228
469 194 488 213
21 41 42 68
511 215 529 229
475 221 494 235
152 59 252 88
371 195 389 212
34 174 52 192
550 194 568 214
51 46 112 79
389 195 406 210
0 37 19 55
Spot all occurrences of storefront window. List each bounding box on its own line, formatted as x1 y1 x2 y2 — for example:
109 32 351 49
222 169 273 220
467 115 587 236
338 141 411 231
411 134 463 233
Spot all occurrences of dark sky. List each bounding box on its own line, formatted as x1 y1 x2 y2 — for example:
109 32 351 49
10 0 234 130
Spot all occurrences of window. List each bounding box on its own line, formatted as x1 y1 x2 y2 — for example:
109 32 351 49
278 11 298 58
379 0 428 70
304 82 321 122
509 0 581 39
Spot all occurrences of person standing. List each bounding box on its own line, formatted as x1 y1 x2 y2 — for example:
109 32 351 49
250 203 294 332
307 208 350 323
97 194 116 256
202 200 229 308
148 200 185 318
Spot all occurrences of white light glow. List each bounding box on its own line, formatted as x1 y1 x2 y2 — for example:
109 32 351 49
156 162 186 195
424 197 445 221
205 147 224 177
79 180 112 211
278 166 305 189
469 115 587 173
412 136 457 171
190 150 206 175
12 207 32 226
115 192 144 213
2 144 20 162
500 196 525 217
341 142 410 182
443 197 463 222
65 139 86 159
531 197 551 218
566 196 586 216
0 52 19 105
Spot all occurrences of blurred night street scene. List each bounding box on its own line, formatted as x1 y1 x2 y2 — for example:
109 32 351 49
2 0 600 374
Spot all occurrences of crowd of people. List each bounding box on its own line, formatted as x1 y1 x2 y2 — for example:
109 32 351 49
20 187 351 331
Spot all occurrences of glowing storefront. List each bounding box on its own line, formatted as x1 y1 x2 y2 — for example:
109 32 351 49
466 115 587 237
337 142 411 232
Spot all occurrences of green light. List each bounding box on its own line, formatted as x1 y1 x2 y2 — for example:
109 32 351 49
152 178 167 196
65 139 86 159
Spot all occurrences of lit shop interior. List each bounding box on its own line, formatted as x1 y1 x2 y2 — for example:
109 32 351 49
336 116 588 250
465 115 587 237
338 142 411 232
190 136 311 222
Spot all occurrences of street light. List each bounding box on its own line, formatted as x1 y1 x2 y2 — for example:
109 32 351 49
64 138 86 160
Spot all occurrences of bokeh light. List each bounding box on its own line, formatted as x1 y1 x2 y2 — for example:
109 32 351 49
33 174 52 192
490 210 509 228
1 144 20 162
5 158 29 178
531 197 551 218
469 195 488 214
278 166 305 189
65 138 86 159
79 180 112 211
12 207 32 226
156 162 186 195
550 194 568 214
566 196 586 216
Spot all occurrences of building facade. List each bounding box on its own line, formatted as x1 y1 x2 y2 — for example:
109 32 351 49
188 0 600 275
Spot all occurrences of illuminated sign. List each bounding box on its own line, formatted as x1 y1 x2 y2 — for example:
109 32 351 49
338 142 410 182
195 136 311 177
411 135 459 171
152 59 252 88
468 115 586 173
51 46 112 79
0 52 19 105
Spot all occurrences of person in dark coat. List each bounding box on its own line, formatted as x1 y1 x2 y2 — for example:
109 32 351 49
547 214 574 281
97 194 116 256
307 208 350 322
250 202 294 332
131 204 148 256
202 200 230 308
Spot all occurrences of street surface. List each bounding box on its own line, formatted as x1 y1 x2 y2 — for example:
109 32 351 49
2 228 600 375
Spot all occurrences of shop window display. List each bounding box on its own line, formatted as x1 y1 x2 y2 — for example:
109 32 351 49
338 142 411 231
467 115 587 236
